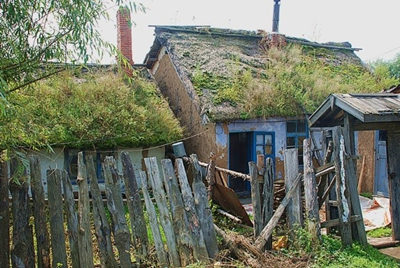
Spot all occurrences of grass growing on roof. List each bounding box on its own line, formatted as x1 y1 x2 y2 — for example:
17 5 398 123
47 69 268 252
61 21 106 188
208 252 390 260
0 69 183 149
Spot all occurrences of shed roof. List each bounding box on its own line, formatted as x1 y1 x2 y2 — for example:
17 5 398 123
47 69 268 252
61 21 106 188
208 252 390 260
309 93 400 128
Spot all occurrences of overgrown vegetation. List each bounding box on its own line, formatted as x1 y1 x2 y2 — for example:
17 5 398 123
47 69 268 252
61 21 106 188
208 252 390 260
0 69 183 149
371 53 400 80
192 45 398 120
367 227 392 238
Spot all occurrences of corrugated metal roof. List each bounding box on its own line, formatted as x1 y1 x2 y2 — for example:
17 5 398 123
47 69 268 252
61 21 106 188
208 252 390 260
336 94 400 116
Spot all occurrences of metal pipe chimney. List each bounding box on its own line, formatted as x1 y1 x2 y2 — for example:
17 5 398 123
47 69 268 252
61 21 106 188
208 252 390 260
272 0 281 32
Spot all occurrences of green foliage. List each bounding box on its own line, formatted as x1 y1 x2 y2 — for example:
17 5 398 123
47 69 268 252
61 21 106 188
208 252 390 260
360 192 373 199
367 227 392 238
0 70 183 149
371 53 400 80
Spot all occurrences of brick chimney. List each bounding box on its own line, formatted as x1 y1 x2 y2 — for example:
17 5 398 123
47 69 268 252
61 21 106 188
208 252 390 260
117 8 133 65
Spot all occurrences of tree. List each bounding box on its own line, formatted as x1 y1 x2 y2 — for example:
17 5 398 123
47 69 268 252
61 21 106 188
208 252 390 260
0 0 144 98
371 53 400 81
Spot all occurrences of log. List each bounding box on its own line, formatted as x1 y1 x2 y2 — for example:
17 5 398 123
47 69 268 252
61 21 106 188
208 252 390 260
161 159 195 266
216 209 242 223
262 157 274 250
284 149 302 231
303 139 321 242
61 169 80 268
254 174 302 251
86 154 117 268
30 157 50 268
206 153 217 200
175 159 209 261
0 161 9 268
139 171 169 267
103 156 132 268
47 169 67 268
197 160 250 180
77 153 95 268
190 154 219 259
387 129 400 240
249 161 262 237
121 152 149 262
144 157 180 267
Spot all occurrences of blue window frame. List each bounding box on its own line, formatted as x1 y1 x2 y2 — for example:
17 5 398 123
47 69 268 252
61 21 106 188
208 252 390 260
286 120 308 166
252 132 275 163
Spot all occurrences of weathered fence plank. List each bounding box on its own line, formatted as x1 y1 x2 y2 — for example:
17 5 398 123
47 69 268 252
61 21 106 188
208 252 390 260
0 161 10 268
139 170 169 267
262 157 274 250
144 157 180 267
77 153 95 268
121 152 149 261
86 154 117 268
254 174 302 251
387 130 400 241
284 149 302 230
47 169 67 268
161 159 195 266
103 156 132 268
303 139 321 242
30 157 51 268
190 154 219 259
206 153 217 200
249 161 262 237
175 158 209 261
61 170 80 268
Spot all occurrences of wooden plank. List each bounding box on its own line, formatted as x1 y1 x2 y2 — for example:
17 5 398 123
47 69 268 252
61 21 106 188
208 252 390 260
344 114 367 245
61 169 81 268
320 175 337 205
175 159 209 261
315 163 335 177
121 152 149 262
303 139 321 241
206 153 217 200
249 161 262 237
77 153 95 268
103 156 132 268
0 161 9 268
30 157 51 268
144 157 180 267
139 171 169 267
190 154 219 259
262 157 274 250
254 174 302 251
47 169 67 268
321 215 361 229
284 149 302 230
161 159 195 266
197 160 250 180
333 127 353 246
86 154 117 268
387 130 400 240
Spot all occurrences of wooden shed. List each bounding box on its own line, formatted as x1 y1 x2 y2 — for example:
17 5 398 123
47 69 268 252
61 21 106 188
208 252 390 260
309 93 400 240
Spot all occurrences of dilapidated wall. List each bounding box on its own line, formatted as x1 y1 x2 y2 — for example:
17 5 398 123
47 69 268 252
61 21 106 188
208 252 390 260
357 130 376 193
152 50 216 162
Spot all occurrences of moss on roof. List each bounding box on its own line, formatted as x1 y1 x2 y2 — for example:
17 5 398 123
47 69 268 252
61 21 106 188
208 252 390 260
152 27 398 121
1 69 183 149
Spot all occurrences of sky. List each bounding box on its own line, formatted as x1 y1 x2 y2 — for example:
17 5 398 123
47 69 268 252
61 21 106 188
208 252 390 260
99 0 400 64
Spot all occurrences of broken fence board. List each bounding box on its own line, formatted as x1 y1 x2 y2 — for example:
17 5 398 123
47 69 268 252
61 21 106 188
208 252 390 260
86 154 117 268
175 158 209 261
140 171 169 267
284 149 302 230
30 157 51 268
103 156 132 268
262 158 274 250
387 130 400 241
249 161 262 237
0 162 9 268
121 152 149 262
47 169 67 268
190 154 219 259
61 170 80 268
144 157 180 267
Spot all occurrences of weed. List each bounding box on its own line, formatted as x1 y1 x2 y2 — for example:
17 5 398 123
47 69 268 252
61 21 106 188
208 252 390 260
367 227 392 238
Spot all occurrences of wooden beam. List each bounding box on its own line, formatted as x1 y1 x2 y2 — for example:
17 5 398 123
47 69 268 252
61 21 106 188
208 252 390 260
315 163 335 177
198 160 250 180
320 175 337 206
387 130 400 240
321 215 362 229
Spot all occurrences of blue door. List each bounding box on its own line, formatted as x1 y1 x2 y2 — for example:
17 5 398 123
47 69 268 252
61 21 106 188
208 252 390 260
374 140 389 197
252 132 275 165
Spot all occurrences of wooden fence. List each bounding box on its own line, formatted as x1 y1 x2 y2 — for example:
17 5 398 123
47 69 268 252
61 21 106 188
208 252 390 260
0 153 218 267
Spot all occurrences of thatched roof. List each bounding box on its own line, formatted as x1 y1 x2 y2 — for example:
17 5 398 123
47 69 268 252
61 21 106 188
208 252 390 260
146 26 394 122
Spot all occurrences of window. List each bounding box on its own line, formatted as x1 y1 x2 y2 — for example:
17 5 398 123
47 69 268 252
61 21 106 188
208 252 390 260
286 120 308 166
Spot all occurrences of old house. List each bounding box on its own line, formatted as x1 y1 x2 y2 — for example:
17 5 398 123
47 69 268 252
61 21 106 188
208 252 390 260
144 25 393 195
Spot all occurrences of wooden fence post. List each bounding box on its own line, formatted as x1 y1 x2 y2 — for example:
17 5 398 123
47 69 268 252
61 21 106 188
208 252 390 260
144 157 180 267
303 139 321 242
30 157 51 268
190 154 219 259
61 169 80 268
249 161 262 237
206 153 217 200
121 152 149 262
333 128 353 246
103 156 132 268
262 157 274 250
284 149 302 231
86 154 117 268
0 161 10 268
387 129 400 241
139 170 169 267
47 169 67 268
